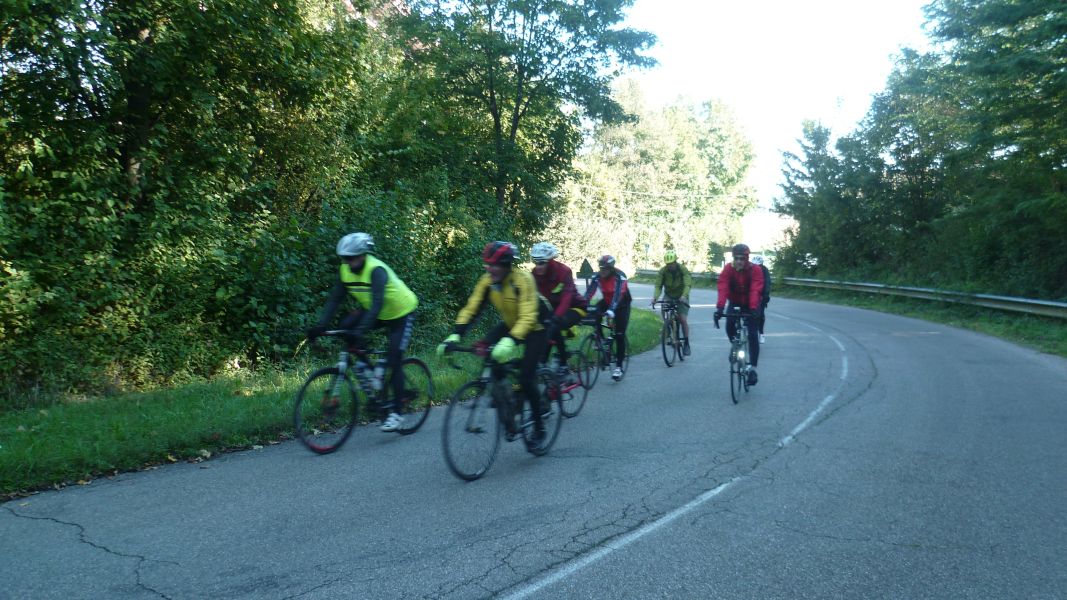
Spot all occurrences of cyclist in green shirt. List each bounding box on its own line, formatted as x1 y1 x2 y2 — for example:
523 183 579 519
307 232 419 433
651 250 692 356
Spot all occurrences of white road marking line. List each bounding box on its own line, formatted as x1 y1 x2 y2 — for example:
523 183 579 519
501 317 849 599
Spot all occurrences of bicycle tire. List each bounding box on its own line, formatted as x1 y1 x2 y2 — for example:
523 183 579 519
560 360 589 418
661 321 677 367
526 370 564 455
392 357 434 435
442 380 500 481
576 334 600 390
551 344 588 418
294 367 361 454
730 357 743 404
675 319 686 362
620 335 632 376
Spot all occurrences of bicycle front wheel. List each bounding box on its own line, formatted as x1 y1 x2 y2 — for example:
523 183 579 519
294 367 361 454
393 358 434 435
660 321 677 367
730 360 743 404
442 380 500 481
576 334 600 390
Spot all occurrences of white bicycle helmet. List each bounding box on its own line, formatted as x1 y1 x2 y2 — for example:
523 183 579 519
336 232 375 257
751 255 764 266
530 241 559 262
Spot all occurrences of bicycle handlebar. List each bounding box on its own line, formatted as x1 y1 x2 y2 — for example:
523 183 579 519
316 330 386 358
652 299 689 309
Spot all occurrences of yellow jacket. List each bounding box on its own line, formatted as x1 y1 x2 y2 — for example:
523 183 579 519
455 270 546 340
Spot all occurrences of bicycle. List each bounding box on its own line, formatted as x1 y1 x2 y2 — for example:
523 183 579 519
716 307 752 404
544 325 592 418
441 344 564 481
574 308 631 390
653 299 687 367
293 330 434 454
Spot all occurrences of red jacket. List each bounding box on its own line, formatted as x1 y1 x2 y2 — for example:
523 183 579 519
534 260 587 317
716 263 764 311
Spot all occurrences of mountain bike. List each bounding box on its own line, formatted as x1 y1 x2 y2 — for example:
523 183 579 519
293 330 434 454
716 307 752 404
574 308 631 390
441 344 564 481
653 299 686 367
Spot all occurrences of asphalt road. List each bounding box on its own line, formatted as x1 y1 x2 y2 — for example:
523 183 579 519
3 282 1065 599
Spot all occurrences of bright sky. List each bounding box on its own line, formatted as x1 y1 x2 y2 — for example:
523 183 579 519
623 0 933 207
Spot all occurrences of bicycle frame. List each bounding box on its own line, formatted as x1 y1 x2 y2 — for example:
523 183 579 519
293 330 433 454
724 308 752 403
654 299 685 366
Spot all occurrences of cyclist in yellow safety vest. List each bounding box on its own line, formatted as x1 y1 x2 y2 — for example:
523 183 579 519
307 232 419 432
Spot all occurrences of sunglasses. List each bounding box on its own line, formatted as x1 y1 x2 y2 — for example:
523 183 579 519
534 259 549 265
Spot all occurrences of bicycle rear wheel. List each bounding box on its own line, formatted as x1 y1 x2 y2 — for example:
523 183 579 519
552 344 588 418
660 321 677 367
294 367 361 454
576 334 600 390
392 358 434 434
525 371 564 456
620 335 632 377
442 380 500 481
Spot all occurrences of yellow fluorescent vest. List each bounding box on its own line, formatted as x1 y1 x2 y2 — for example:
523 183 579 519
339 255 418 320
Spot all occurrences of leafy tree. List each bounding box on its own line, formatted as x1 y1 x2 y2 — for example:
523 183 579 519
395 0 656 233
549 82 755 271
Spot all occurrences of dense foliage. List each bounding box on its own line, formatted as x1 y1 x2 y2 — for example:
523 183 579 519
0 0 665 405
774 0 1067 300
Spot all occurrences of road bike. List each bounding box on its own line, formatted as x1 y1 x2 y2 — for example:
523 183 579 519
716 307 752 404
574 308 631 390
544 326 592 418
653 299 687 367
441 344 564 481
293 330 434 454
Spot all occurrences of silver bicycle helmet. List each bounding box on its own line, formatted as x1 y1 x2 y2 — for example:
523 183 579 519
530 241 559 262
336 232 375 257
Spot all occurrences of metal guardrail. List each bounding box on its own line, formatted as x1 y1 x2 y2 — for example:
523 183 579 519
782 277 1067 319
633 269 1067 319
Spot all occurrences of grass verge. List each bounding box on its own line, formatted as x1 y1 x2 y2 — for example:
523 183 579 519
0 309 662 497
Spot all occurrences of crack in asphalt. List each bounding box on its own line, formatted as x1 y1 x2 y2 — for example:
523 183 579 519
2 505 177 599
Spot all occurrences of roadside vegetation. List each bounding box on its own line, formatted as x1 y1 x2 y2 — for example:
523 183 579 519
0 310 661 497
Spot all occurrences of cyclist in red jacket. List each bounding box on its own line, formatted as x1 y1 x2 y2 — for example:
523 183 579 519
584 255 632 381
530 242 587 374
714 243 764 386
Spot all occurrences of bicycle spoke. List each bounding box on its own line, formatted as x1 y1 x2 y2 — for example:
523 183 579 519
442 381 500 481
294 368 361 454
394 358 434 434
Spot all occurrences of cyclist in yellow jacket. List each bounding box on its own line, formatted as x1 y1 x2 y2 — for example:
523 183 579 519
307 232 419 432
438 241 550 449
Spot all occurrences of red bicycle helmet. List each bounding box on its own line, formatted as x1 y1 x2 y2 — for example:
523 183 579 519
482 241 517 266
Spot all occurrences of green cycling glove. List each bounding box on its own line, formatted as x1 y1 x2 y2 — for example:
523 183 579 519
437 333 461 357
491 336 517 362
